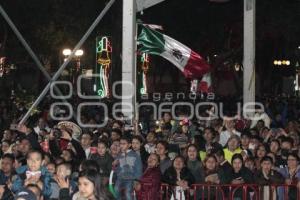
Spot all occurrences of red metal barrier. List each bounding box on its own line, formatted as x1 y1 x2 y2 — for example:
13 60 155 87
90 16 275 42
155 183 300 200
268 183 300 200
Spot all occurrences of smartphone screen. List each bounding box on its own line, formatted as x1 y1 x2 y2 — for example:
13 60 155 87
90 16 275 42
10 124 18 130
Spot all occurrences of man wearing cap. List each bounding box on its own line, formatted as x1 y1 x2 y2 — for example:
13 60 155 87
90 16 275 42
14 188 37 200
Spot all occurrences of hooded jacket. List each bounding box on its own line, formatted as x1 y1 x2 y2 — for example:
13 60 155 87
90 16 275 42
12 165 52 198
115 150 142 180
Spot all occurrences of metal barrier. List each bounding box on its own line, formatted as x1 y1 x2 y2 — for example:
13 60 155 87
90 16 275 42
155 183 300 200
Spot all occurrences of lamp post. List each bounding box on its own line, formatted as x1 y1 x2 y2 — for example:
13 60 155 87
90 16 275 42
62 48 84 90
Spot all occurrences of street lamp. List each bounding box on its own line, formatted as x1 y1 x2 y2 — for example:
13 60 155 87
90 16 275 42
62 48 84 88
75 49 84 57
62 48 84 57
273 59 291 66
62 49 72 56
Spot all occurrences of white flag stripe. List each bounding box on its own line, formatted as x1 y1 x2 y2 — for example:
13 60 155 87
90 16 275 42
143 24 164 30
201 73 211 85
161 35 191 71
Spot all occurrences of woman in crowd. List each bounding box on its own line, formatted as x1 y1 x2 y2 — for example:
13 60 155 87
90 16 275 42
278 153 300 200
255 144 268 170
186 144 204 183
58 169 113 200
135 153 161 200
163 156 194 199
156 141 172 174
203 154 226 199
229 154 254 199
203 154 226 184
270 139 280 155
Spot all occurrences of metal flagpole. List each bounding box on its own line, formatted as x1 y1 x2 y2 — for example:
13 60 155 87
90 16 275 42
243 0 255 117
0 5 78 121
122 0 137 126
18 0 116 125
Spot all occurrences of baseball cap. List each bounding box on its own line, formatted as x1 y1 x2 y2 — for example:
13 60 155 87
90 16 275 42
15 188 37 200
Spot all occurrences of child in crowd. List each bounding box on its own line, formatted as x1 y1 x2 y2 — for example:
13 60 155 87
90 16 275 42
144 132 157 154
110 140 121 159
51 162 76 200
90 140 113 184
131 135 149 166
114 136 142 200
12 150 52 199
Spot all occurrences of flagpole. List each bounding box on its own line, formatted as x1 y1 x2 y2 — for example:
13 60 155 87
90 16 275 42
122 0 137 128
243 0 255 117
134 20 139 134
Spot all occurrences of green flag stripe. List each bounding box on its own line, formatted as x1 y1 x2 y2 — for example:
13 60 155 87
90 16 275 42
137 25 165 55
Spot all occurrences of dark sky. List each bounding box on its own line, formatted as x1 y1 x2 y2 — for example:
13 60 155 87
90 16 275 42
1 0 300 94
1 0 299 64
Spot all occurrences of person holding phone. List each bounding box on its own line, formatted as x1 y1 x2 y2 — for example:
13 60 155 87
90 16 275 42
162 156 195 200
228 154 254 199
202 154 226 199
12 150 52 198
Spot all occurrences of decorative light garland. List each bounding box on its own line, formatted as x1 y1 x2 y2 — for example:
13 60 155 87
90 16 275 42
139 53 150 95
96 36 112 98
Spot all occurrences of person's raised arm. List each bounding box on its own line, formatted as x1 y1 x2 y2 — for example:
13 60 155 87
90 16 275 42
17 124 42 151
48 130 62 158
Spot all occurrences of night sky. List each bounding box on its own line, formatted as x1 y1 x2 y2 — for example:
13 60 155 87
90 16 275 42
0 0 300 95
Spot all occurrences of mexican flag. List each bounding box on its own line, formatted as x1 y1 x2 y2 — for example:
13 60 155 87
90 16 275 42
199 73 212 93
137 25 210 79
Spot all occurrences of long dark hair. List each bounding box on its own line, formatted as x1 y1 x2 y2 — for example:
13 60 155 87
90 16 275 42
203 154 218 175
78 170 114 200
231 153 244 171
186 144 201 161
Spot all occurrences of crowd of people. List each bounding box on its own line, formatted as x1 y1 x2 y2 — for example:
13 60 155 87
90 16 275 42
0 96 300 199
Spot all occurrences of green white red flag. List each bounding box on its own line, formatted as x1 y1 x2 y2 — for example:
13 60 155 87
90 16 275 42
137 25 211 79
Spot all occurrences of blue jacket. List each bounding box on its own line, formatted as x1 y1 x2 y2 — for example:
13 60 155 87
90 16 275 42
0 170 11 185
12 165 52 198
115 150 142 181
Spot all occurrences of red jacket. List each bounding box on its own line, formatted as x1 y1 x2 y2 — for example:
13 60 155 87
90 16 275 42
136 167 161 200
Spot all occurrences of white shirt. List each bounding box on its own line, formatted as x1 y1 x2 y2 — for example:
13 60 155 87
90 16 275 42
250 112 271 128
219 129 241 147
85 147 91 159
34 126 50 135
145 143 156 154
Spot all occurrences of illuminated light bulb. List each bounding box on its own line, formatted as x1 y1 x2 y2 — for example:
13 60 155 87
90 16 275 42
62 49 71 56
75 49 84 57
